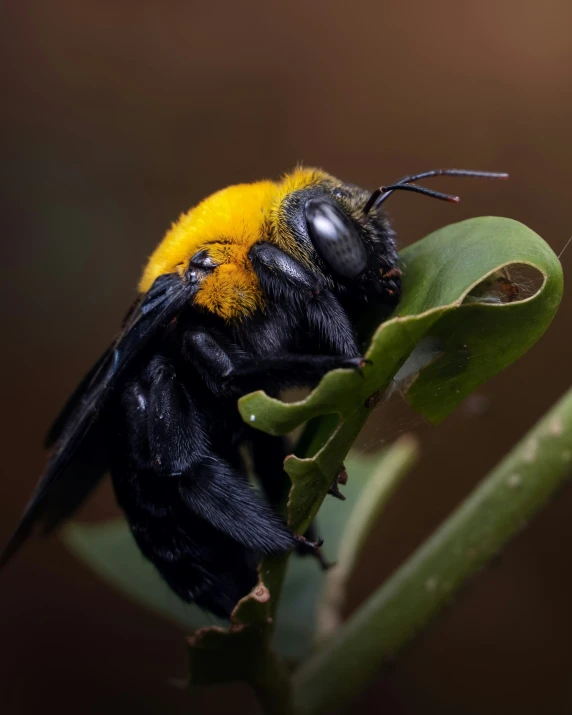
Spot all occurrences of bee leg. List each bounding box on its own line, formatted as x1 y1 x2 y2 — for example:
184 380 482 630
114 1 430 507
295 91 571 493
114 366 281 617
183 331 237 396
223 354 369 389
248 431 290 508
250 242 359 357
185 330 365 391
123 358 294 555
114 466 259 617
179 457 296 555
250 242 324 297
305 290 360 358
120 355 209 476
293 533 333 570
249 430 331 568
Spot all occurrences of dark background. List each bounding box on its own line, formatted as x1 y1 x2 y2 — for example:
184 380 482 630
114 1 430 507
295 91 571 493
1 1 571 713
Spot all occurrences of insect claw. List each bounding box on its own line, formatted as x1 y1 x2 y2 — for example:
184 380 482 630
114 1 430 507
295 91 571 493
343 356 372 376
293 533 323 551
294 535 333 571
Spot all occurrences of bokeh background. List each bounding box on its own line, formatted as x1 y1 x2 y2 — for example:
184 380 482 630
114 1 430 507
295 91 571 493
1 1 571 713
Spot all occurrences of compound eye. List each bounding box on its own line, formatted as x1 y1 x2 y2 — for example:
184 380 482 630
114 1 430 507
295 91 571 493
305 198 368 279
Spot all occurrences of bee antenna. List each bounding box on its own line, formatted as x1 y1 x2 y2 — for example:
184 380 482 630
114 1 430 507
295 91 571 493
363 169 509 215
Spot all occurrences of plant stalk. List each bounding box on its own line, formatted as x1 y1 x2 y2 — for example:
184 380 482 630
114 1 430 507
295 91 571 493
293 387 572 715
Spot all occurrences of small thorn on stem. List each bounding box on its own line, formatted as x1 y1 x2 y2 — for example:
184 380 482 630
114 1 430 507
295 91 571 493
328 482 346 501
328 465 349 500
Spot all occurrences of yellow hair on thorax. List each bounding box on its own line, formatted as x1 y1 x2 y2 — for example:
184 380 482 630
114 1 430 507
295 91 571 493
139 167 328 321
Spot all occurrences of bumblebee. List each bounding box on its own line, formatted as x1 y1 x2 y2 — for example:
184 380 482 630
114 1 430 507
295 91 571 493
0 166 506 617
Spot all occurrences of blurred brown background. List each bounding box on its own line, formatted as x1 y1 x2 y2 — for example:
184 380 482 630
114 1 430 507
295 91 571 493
1 1 571 713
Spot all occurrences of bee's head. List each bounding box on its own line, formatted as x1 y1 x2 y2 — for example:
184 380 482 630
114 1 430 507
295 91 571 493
274 166 509 310
275 172 401 308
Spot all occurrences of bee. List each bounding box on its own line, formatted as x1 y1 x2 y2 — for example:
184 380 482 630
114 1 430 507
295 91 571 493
0 167 507 617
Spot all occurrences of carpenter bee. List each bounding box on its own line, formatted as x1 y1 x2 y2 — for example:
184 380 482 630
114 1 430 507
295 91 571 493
1 167 507 617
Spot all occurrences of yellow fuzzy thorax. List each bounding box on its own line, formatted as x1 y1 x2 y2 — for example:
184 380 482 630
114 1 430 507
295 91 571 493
138 167 327 321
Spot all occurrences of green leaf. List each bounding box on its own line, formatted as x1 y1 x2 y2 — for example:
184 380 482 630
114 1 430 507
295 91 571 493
293 387 572 715
398 217 563 422
185 583 278 686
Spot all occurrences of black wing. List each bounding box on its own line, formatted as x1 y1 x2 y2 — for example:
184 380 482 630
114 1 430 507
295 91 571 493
1 272 194 569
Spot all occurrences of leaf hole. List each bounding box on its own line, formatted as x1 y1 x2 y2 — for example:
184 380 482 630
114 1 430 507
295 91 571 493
463 263 544 305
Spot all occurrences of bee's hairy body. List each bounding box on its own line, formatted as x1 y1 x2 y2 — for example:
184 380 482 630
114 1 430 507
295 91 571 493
2 167 401 617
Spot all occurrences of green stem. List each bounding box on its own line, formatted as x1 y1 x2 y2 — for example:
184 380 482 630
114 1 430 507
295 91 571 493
262 410 368 622
292 387 572 715
315 436 419 643
251 655 295 715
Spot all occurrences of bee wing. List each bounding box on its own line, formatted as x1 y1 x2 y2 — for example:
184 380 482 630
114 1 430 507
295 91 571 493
46 273 187 447
1 272 193 569
44 346 113 449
